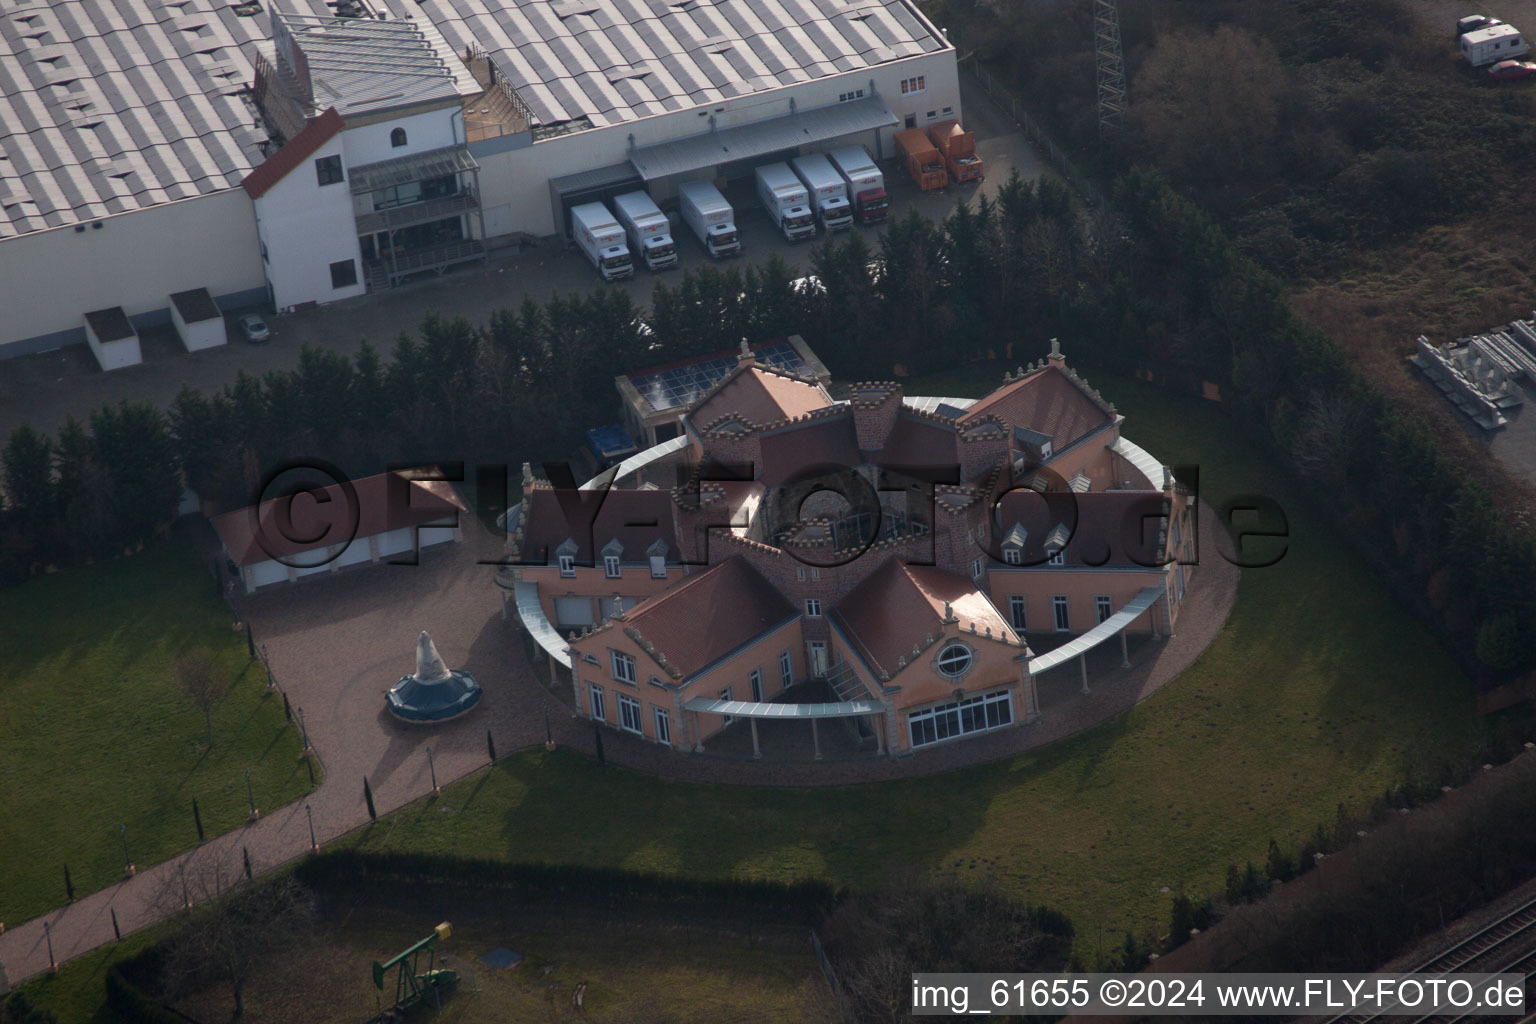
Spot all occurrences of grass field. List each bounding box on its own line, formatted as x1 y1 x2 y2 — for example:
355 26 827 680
0 531 314 925
171 905 836 1023
335 367 1487 955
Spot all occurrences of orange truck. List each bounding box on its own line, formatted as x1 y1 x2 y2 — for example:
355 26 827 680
927 119 983 183
895 128 947 191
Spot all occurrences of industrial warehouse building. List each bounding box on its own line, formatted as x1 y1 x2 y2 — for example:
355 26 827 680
0 0 960 359
500 341 1199 759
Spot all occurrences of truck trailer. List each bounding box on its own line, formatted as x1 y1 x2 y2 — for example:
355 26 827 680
611 191 678 272
754 163 817 242
790 154 853 232
569 202 634 281
677 181 741 258
927 120 983 183
826 146 889 224
895 128 947 191
1461 22 1528 65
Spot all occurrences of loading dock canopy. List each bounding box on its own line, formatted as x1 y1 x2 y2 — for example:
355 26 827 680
628 96 897 181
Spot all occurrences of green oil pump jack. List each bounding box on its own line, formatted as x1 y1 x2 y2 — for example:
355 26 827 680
372 922 459 1009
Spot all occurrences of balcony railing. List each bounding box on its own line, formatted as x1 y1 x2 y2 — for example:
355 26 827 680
355 189 478 236
367 238 486 287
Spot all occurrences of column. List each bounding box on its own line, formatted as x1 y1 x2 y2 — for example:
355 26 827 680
1022 672 1041 723
692 710 704 753
873 714 885 754
1120 630 1130 669
750 718 761 760
811 718 822 760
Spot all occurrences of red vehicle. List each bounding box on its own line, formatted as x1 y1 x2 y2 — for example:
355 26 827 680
1489 59 1536 81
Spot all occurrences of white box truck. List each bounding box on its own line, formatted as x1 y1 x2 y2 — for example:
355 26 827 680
827 146 889 225
1462 22 1528 65
754 163 817 242
611 191 678 272
677 181 741 258
791 154 853 232
570 202 634 281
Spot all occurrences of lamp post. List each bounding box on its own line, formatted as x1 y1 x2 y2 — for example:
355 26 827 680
297 706 311 754
119 823 134 877
245 767 259 822
44 920 57 974
427 745 439 794
305 802 317 852
543 697 554 752
261 643 273 689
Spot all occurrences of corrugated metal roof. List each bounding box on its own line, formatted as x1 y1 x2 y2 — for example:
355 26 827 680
681 696 883 718
423 0 947 129
629 94 895 179
0 0 341 239
513 580 573 668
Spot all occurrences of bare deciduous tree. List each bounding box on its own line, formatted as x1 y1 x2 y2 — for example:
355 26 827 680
156 850 315 1020
176 651 223 747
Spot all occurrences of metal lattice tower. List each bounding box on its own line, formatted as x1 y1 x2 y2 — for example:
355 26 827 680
1093 0 1127 137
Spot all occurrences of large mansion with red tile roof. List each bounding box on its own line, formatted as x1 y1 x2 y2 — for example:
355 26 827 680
498 340 1195 758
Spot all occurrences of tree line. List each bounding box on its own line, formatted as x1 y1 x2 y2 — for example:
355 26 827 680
3 165 1534 678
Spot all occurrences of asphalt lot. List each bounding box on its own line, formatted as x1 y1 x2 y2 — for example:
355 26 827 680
0 76 1051 441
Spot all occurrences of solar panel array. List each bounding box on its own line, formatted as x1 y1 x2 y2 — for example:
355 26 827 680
629 341 806 412
423 0 947 129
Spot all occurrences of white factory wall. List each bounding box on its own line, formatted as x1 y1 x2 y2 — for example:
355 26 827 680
0 188 263 355
253 132 367 310
476 48 961 238
341 107 462 173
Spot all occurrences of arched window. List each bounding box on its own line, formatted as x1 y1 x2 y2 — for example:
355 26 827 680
390 127 407 148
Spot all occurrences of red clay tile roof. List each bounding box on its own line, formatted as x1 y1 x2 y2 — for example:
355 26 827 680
241 108 344 200
622 557 796 680
690 365 829 431
758 413 863 487
993 490 1169 566
961 366 1113 453
211 470 465 566
832 560 1018 677
520 488 678 564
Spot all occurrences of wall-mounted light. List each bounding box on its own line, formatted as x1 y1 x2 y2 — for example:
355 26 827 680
92 221 102 229
74 224 85 232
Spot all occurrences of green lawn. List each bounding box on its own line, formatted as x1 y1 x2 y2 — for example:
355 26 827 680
0 532 314 924
336 366 1486 955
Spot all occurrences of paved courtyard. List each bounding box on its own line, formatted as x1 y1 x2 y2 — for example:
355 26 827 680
0 76 1050 443
0 501 1235 984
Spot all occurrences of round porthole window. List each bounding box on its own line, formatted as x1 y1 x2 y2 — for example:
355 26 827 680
936 642 972 678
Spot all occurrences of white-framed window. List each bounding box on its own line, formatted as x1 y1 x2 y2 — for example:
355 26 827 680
942 105 954 115
1171 519 1182 556
588 684 605 721
805 598 822 617
1047 549 1065 566
808 641 828 677
617 693 642 734
811 568 820 581
650 554 666 578
654 707 671 746
971 558 984 580
1008 595 1026 631
558 554 576 576
611 650 637 684
797 567 806 581
1095 595 1113 624
750 668 763 702
935 642 973 678
1004 548 1022 565
1052 595 1070 632
900 75 926 94
1177 564 1186 601
604 555 621 578
838 88 866 102
720 687 733 725
908 690 1012 748
780 650 793 689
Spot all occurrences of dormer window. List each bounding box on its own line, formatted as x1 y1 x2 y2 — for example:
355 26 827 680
647 538 668 578
1047 549 1065 566
601 537 624 578
1004 548 1022 565
556 537 579 577
1001 522 1028 565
